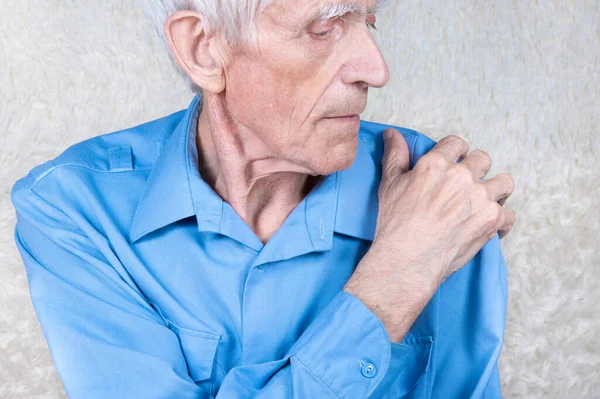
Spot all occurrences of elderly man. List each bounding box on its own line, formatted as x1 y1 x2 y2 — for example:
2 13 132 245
11 0 515 398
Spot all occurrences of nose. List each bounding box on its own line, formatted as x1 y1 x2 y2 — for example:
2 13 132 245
341 28 390 89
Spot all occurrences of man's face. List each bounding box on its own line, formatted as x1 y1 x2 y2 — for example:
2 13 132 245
222 0 389 175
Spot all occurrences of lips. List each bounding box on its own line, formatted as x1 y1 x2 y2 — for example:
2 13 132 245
321 115 361 125
323 114 360 119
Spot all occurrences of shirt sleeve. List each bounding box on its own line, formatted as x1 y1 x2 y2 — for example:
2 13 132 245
12 182 414 399
482 363 503 398
428 235 509 398
215 290 409 398
12 181 205 398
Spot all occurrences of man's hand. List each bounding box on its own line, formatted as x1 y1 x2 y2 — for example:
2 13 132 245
343 129 516 342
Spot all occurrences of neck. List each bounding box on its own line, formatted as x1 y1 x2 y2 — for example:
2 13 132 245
195 94 322 243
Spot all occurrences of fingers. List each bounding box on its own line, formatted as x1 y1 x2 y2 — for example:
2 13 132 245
460 150 492 181
498 206 516 239
482 173 515 203
430 135 470 164
382 128 410 175
484 174 516 239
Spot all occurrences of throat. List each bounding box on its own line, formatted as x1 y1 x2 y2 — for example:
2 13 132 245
247 174 323 245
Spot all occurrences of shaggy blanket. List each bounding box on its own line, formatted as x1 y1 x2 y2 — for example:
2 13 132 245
0 1 598 397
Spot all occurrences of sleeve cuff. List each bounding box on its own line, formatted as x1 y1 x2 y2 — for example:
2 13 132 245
289 290 394 398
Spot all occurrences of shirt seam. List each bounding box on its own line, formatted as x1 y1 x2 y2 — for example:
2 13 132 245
28 162 153 190
304 197 315 249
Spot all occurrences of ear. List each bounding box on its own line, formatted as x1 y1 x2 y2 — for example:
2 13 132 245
164 10 226 94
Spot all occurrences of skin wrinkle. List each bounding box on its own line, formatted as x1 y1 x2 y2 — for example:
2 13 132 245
286 97 299 136
168 0 389 243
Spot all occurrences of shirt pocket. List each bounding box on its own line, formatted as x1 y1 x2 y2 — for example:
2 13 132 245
167 320 222 388
375 335 434 399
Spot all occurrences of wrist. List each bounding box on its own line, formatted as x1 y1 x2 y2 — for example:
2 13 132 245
343 252 438 342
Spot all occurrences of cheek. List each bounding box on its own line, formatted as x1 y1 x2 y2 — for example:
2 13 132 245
222 40 346 163
225 59 296 133
225 45 333 129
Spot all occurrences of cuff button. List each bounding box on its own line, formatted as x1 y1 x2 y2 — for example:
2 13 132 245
361 362 377 378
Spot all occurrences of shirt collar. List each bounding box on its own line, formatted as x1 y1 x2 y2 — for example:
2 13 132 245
334 132 381 242
129 95 382 246
129 95 205 244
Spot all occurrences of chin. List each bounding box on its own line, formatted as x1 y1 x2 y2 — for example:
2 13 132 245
316 138 358 175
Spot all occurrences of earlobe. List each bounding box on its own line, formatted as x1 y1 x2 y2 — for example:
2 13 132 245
163 10 226 94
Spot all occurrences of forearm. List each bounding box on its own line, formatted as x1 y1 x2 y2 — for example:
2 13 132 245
343 244 438 343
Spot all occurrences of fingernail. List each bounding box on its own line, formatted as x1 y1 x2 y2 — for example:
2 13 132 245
383 129 392 140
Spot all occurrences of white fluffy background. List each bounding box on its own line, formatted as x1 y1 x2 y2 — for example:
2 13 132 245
0 0 598 397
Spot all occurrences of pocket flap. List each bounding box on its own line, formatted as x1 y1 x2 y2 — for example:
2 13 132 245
168 322 221 382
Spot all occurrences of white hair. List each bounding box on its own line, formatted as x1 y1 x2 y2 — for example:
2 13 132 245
143 0 274 97
314 0 387 22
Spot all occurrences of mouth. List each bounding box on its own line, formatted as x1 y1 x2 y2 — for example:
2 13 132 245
322 114 360 122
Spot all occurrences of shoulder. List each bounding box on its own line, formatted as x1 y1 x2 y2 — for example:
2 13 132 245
10 109 187 229
358 119 438 169
11 109 186 198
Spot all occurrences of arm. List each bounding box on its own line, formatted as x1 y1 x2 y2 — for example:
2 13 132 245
428 236 509 399
12 182 426 399
13 184 201 398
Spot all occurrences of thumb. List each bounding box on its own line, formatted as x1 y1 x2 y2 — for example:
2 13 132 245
382 128 410 176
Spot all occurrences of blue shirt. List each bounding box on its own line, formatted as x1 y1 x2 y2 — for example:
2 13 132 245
11 94 507 399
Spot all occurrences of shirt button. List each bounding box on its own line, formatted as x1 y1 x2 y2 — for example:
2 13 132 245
257 264 268 273
361 362 377 378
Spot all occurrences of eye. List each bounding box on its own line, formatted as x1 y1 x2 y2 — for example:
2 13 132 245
309 18 342 40
313 28 335 39
366 22 377 30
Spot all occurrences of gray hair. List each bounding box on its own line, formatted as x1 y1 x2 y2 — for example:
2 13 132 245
144 0 274 97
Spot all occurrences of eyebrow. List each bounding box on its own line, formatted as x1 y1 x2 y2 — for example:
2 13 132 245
307 0 387 25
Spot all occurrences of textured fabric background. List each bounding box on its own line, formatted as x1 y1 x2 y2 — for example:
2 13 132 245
1 1 598 397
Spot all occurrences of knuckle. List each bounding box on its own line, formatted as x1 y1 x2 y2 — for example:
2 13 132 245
449 134 469 151
423 153 447 170
485 206 502 230
433 156 448 170
472 150 492 166
475 181 491 199
453 163 474 185
446 134 463 144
